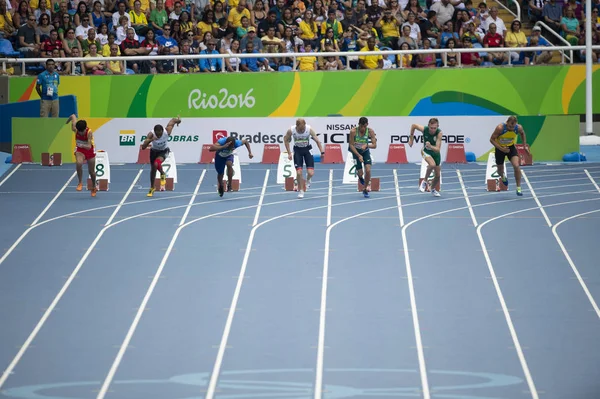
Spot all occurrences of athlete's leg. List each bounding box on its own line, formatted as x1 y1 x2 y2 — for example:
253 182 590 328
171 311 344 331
420 154 436 192
293 150 305 196
509 148 522 195
147 150 157 197
226 160 234 189
431 165 441 197
214 155 226 197
495 147 508 188
353 152 364 185
362 151 373 198
87 156 97 197
304 151 315 189
75 152 85 190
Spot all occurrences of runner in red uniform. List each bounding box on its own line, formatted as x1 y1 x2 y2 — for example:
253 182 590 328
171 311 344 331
67 114 98 197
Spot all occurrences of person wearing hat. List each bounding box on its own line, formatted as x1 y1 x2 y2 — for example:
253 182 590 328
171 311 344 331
525 25 552 64
240 26 263 51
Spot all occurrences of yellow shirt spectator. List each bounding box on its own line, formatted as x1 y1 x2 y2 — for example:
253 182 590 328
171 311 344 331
197 21 217 36
102 43 121 57
129 10 148 25
129 0 151 13
380 18 400 38
298 54 317 71
229 0 240 8
0 12 13 32
29 0 51 10
109 60 123 74
320 18 343 39
228 7 251 28
299 20 318 40
359 44 382 69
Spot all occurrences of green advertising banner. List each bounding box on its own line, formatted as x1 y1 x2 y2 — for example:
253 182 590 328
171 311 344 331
8 65 600 118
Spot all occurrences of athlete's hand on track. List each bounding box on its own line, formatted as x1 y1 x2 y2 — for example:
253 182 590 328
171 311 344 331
358 155 364 163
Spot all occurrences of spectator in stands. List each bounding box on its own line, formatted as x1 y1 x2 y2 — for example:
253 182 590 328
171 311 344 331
271 0 286 20
402 12 421 44
278 8 296 36
376 8 401 49
178 11 194 36
81 27 102 55
102 32 120 55
90 1 109 28
157 46 174 72
170 19 183 42
296 41 317 70
141 28 158 71
212 1 226 23
197 8 216 37
156 22 179 53
483 7 506 36
251 0 267 27
440 20 459 47
36 58 60 117
441 37 458 66
96 23 109 46
403 0 426 20
150 0 168 33
258 10 278 37
41 29 64 56
240 26 262 51
13 1 30 28
240 41 270 71
398 41 412 67
359 36 383 69
525 25 552 64
561 7 581 45
321 8 343 41
460 34 481 65
563 0 583 22
107 43 126 74
578 22 599 62
179 40 200 72
262 25 284 67
299 9 319 48
198 30 213 50
50 48 69 75
120 26 149 72
113 1 131 31
224 38 242 71
528 0 544 23
37 13 53 41
236 15 250 39
169 1 184 20
229 0 250 28
34 0 51 22
84 42 107 73
75 13 94 42
483 22 506 64
70 46 85 74
417 37 436 67
420 10 441 48
542 0 562 36
0 2 16 38
505 19 527 62
74 1 91 27
199 39 221 71
62 28 82 56
130 0 150 36
430 0 453 26
17 15 41 56
218 28 235 54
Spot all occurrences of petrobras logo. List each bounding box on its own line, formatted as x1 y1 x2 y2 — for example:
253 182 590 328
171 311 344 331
119 130 135 146
213 130 228 143
136 134 200 143
390 134 470 144
229 131 285 144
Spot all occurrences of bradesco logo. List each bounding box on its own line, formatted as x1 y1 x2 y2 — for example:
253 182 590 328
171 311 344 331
213 130 228 143
119 130 136 146
229 131 285 144
390 134 470 144
137 134 200 143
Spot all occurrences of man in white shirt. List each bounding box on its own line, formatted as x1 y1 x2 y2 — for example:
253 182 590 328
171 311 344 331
482 6 506 35
431 0 454 25
112 1 131 31
75 15 94 42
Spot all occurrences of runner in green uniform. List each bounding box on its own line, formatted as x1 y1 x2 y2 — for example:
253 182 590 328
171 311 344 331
349 117 377 198
409 118 443 197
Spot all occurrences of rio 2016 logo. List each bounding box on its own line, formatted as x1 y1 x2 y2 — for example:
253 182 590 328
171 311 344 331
188 88 256 110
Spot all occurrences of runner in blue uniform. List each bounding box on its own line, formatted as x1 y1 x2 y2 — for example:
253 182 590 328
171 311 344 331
210 136 254 197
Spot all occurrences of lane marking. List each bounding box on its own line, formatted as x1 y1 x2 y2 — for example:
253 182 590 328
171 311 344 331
0 171 141 391
457 169 478 227
327 170 333 227
252 170 270 227
105 169 143 226
393 169 405 227
95 171 205 399
522 170 552 227
0 164 22 188
584 169 600 193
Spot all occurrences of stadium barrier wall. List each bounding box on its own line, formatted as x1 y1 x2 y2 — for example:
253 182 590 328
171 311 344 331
7 65 600 119
12 115 579 164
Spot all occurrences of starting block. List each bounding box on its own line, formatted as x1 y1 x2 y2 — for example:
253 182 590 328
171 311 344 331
386 144 408 164
445 144 467 163
485 152 508 191
155 151 178 190
358 178 380 192
277 152 295 185
199 144 216 164
11 144 33 164
516 144 533 166
322 144 344 164
262 144 281 164
41 152 62 166
87 179 109 191
285 177 306 191
419 159 442 191
136 145 150 164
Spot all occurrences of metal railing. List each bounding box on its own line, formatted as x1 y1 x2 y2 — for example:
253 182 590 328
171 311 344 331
1 45 596 76
534 20 574 63
488 0 522 23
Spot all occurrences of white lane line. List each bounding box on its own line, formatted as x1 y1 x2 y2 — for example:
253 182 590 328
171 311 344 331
552 209 600 319
522 169 552 227
95 171 205 399
105 169 144 226
393 169 405 227
584 169 600 193
32 172 77 226
252 170 270 227
457 169 478 227
327 170 333 227
0 172 76 266
0 164 22 188
0 171 141 391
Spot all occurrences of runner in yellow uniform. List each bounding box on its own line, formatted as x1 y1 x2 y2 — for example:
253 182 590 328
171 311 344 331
489 115 529 196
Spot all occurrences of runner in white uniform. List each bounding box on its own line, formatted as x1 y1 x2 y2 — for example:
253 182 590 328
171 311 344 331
141 116 181 197
284 118 325 199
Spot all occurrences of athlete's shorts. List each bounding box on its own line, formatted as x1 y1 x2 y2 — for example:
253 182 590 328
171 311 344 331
293 145 314 170
75 147 96 161
495 145 518 165
215 153 234 175
421 148 441 166
150 148 170 165
350 148 371 170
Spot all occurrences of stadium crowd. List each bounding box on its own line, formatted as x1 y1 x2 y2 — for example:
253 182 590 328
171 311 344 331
0 0 598 74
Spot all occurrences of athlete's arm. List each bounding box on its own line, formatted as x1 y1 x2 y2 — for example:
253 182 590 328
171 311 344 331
165 115 182 135
84 130 94 149
209 138 232 152
368 128 377 149
348 128 360 156
68 114 77 133
409 124 424 147
428 130 442 153
518 125 529 151
242 139 254 159
141 132 154 150
284 129 293 155
309 128 325 154
489 124 509 152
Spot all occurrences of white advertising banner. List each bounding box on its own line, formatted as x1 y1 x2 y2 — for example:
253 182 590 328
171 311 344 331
92 116 508 164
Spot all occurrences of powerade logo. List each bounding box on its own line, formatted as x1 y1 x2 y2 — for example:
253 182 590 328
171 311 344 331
229 131 285 144
137 134 200 143
119 130 135 146
390 135 470 144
